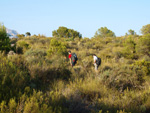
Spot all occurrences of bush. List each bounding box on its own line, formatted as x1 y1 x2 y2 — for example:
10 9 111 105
0 53 30 102
24 48 47 66
122 37 136 59
0 24 11 53
101 65 143 91
24 48 47 58
133 60 150 76
16 40 30 54
136 34 150 57
47 39 67 56
112 47 124 59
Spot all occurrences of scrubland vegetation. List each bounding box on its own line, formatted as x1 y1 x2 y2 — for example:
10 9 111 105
0 24 150 113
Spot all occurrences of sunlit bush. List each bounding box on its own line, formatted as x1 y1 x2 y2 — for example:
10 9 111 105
133 60 150 76
0 53 30 102
122 37 136 59
136 34 150 57
47 39 67 56
16 40 30 54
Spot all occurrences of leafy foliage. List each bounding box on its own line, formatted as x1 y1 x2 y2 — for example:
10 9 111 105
127 29 136 35
0 23 11 52
141 24 150 35
0 53 30 102
94 27 116 38
25 32 31 36
17 34 25 39
52 26 82 39
47 39 67 56
136 34 150 57
16 40 30 54
123 37 136 59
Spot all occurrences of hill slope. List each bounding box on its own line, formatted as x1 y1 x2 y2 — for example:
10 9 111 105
6 28 18 38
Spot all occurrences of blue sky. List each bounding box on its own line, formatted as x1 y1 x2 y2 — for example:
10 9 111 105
0 0 150 38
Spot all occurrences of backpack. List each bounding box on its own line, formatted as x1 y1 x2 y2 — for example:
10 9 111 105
96 57 101 66
71 53 78 62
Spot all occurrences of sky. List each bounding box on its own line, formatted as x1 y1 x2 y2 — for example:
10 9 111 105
0 0 150 38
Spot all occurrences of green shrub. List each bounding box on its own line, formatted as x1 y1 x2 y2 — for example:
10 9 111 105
133 60 150 76
122 37 136 59
0 53 30 102
0 101 7 113
112 47 124 59
100 65 143 91
47 39 67 56
8 98 17 113
16 40 30 54
136 34 150 57
0 24 11 53
24 48 47 58
23 90 68 113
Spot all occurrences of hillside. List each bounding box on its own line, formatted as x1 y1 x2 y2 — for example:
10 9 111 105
0 35 150 113
6 28 18 38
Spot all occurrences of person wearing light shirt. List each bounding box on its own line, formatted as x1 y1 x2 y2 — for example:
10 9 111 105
93 54 98 71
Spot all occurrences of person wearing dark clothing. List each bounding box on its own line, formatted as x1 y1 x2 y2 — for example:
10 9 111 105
68 51 78 67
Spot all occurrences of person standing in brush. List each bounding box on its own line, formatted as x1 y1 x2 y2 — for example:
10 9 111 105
93 54 101 71
68 51 78 67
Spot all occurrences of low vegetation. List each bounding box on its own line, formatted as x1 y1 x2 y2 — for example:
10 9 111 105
0 24 150 113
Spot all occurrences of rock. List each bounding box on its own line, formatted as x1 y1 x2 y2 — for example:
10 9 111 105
11 44 15 47
8 51 16 56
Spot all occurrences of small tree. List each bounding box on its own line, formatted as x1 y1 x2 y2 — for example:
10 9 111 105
26 32 31 36
57 26 68 38
123 37 136 59
128 29 136 35
136 34 150 57
0 23 11 52
52 30 58 37
94 27 115 38
17 34 25 39
52 26 82 39
141 24 150 35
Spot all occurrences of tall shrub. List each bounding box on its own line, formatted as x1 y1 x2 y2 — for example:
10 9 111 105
47 39 67 56
0 23 10 52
